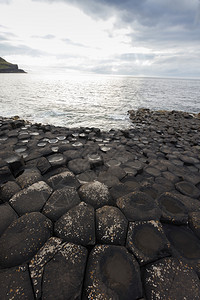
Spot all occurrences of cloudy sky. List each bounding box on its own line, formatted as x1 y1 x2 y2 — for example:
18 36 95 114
0 0 200 77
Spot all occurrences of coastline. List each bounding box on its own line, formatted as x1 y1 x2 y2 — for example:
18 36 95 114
0 109 200 299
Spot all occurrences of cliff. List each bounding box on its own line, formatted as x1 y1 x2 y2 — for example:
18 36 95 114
0 57 26 73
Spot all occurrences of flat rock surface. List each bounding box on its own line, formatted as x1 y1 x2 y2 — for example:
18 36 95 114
0 109 200 299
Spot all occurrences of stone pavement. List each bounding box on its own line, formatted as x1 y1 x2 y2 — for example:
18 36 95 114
0 109 200 299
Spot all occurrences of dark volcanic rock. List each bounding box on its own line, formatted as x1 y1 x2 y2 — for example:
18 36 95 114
79 180 112 209
68 158 90 174
96 206 128 245
29 237 63 299
126 220 171 265
0 180 21 202
157 192 188 225
163 224 200 275
16 168 43 189
189 211 200 239
0 202 18 236
42 242 88 300
83 245 143 300
54 202 95 246
0 264 34 300
36 156 51 174
42 186 80 221
117 191 161 221
0 165 14 184
143 257 200 299
47 170 80 190
175 181 200 198
0 212 52 268
9 181 52 216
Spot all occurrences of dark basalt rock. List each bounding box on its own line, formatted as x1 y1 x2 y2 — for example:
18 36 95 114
0 165 14 184
163 224 200 275
47 153 67 167
9 181 52 216
79 180 112 209
189 211 200 239
117 191 161 221
0 212 53 268
83 245 143 300
143 257 200 299
175 181 200 198
96 206 128 245
16 168 43 189
42 242 88 300
47 170 80 190
4 154 25 177
76 170 97 184
126 221 171 265
42 186 80 221
68 158 90 174
157 192 188 225
0 202 18 236
0 264 35 300
36 156 51 174
54 202 95 246
0 180 21 202
29 237 63 299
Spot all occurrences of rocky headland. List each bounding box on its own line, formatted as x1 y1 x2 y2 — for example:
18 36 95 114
0 57 26 73
0 109 200 299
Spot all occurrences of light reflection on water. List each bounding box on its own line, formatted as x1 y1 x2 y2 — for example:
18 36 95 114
0 73 200 130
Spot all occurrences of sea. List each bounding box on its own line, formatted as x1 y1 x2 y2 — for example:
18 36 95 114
0 73 200 131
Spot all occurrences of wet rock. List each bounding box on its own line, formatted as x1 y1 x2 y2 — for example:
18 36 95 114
36 156 51 174
0 264 35 299
83 245 143 300
189 211 200 238
117 191 161 221
96 206 128 245
79 180 112 209
63 149 81 161
88 153 104 168
47 153 67 167
0 180 21 202
16 168 43 189
42 242 87 300
42 186 80 221
47 170 80 190
175 181 200 198
54 202 95 246
29 237 62 299
126 220 171 265
9 181 52 216
68 158 90 174
0 203 18 236
157 192 188 225
143 257 200 299
0 212 52 268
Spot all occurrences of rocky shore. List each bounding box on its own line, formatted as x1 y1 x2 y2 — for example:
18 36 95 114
0 108 200 299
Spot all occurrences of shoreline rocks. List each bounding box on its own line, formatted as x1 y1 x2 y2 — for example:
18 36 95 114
0 109 200 299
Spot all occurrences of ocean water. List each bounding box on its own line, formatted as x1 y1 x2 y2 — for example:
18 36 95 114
0 73 200 130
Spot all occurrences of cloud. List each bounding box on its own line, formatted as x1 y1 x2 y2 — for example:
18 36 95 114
0 42 46 56
32 34 55 39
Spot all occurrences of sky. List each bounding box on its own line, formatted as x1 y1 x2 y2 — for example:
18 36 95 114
0 0 200 77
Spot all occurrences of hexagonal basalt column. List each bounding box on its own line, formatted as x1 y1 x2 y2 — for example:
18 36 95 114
83 245 143 300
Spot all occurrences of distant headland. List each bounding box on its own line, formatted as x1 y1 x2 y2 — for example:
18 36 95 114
0 57 26 73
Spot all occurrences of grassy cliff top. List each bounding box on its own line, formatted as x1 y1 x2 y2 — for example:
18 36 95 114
0 57 26 73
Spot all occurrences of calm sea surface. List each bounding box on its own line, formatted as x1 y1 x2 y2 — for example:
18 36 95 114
0 73 200 130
